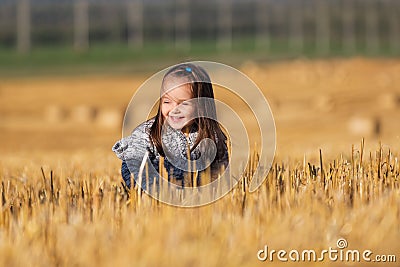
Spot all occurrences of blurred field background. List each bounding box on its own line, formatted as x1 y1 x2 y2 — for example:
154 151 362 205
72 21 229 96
1 0 400 266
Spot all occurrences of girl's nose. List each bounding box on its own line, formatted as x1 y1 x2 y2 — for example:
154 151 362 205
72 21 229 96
170 103 181 114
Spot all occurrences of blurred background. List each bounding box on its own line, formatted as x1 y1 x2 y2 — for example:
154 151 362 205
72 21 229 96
0 0 400 159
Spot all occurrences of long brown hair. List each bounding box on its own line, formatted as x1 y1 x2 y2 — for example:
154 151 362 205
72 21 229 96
150 63 227 163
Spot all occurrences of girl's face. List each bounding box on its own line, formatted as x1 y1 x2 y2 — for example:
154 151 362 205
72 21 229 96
161 80 195 131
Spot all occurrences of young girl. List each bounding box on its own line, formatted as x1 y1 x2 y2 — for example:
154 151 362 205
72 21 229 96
112 63 229 190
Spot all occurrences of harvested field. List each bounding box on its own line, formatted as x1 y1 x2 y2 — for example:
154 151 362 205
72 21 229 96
0 58 399 266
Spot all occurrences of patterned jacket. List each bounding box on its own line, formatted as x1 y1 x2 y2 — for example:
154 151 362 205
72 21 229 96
112 118 228 189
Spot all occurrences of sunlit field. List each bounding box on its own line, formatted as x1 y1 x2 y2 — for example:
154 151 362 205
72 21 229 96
1 58 399 266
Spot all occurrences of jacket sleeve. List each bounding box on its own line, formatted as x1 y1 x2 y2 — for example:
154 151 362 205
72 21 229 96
121 160 133 188
112 120 158 190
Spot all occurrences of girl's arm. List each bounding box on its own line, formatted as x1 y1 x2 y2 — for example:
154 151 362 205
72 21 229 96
112 119 158 189
121 160 134 188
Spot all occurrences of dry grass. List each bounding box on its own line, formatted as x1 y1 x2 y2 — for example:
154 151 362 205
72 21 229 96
0 141 399 267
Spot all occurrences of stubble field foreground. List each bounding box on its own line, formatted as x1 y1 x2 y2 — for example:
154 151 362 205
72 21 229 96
0 58 399 266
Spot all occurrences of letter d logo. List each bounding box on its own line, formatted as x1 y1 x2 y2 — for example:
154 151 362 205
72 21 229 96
257 245 268 261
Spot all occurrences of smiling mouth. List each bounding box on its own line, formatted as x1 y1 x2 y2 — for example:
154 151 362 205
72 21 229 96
169 115 185 123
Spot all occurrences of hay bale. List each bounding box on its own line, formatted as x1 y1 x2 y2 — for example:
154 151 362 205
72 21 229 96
378 93 399 110
240 61 261 78
313 94 334 112
45 105 67 123
289 60 316 85
70 105 96 124
95 108 122 129
348 116 379 137
375 73 392 88
265 98 280 113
